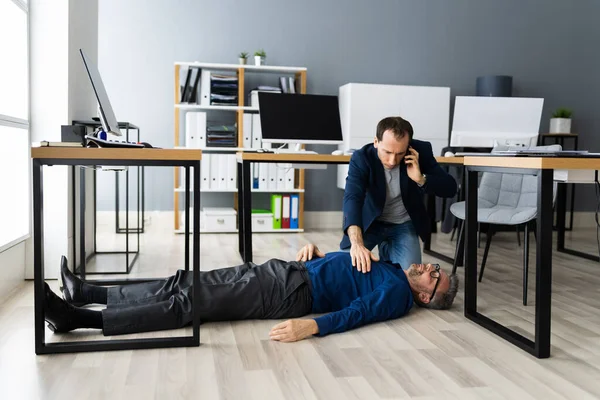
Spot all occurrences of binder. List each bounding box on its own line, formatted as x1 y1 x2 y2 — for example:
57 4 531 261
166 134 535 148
271 194 282 229
189 68 202 103
258 163 269 190
185 112 206 148
276 165 287 190
180 68 192 102
268 164 278 190
209 152 219 189
290 194 299 229
285 167 295 190
217 155 228 190
251 114 262 188
243 113 252 149
282 195 290 229
200 154 210 189
227 154 237 190
199 69 212 106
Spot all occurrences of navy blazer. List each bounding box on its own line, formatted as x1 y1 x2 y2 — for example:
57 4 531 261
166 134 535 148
340 140 457 249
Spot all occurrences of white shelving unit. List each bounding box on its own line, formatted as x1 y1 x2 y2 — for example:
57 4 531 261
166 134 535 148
174 228 305 234
173 61 308 234
174 187 305 193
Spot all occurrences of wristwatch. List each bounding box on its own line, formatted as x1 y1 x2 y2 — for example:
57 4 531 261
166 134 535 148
417 174 427 187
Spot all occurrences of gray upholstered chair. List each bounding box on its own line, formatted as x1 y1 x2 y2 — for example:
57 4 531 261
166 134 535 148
450 144 561 305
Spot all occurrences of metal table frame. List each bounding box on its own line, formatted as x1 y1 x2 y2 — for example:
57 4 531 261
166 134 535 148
556 177 600 262
464 162 553 359
237 154 351 263
32 149 200 354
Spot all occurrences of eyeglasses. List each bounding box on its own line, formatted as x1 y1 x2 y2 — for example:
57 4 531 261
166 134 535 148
429 264 441 302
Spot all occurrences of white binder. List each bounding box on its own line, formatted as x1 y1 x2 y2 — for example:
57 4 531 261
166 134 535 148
259 163 269 190
276 165 287 190
243 113 252 149
268 164 278 190
209 153 220 189
200 154 210 190
185 112 206 148
217 155 228 190
227 154 237 190
285 167 295 190
251 114 262 148
199 70 212 106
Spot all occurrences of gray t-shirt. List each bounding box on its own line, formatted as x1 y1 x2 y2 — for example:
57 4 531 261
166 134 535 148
377 166 411 224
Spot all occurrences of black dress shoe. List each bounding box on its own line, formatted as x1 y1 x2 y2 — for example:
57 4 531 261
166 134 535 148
44 283 78 333
59 255 87 307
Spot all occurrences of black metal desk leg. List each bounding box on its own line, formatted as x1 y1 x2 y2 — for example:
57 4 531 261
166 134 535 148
184 165 190 272
464 169 478 315
535 169 553 358
32 160 45 355
193 161 201 345
237 161 244 257
556 183 567 250
80 167 86 280
242 161 253 263
126 168 129 269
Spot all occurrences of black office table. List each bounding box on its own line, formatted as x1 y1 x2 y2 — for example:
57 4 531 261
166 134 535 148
31 147 201 354
236 152 351 263
460 155 600 359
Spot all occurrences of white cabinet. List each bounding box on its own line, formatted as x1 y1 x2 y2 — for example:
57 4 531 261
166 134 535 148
336 83 451 189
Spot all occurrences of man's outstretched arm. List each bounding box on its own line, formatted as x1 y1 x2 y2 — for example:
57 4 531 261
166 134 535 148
313 280 408 336
269 319 319 342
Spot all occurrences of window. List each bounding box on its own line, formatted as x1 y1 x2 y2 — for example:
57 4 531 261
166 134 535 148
0 0 29 251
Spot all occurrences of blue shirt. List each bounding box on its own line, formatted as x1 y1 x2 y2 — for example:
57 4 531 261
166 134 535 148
305 252 414 336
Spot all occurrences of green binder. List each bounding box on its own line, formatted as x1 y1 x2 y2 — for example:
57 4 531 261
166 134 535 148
271 194 282 229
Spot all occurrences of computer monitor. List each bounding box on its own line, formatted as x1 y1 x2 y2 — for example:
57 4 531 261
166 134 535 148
258 93 343 144
79 49 122 136
450 96 544 148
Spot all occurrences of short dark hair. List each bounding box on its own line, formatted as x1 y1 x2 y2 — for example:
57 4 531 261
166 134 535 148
413 274 459 310
376 116 414 141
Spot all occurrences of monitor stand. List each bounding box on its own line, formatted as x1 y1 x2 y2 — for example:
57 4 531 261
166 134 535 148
273 143 317 154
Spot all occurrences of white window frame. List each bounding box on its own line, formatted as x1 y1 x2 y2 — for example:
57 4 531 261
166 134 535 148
0 0 30 253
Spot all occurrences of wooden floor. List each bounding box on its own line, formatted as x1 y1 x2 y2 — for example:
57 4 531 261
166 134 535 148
1 215 600 399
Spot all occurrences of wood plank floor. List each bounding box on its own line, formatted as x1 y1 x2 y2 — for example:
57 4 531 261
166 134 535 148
1 214 600 399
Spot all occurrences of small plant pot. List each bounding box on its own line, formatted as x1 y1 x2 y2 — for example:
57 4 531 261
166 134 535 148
549 118 571 134
254 56 265 66
238 58 247 65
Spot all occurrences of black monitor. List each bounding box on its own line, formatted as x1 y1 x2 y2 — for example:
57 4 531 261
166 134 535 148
258 93 343 144
79 49 122 136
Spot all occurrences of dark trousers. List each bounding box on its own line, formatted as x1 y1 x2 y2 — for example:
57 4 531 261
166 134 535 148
102 259 313 335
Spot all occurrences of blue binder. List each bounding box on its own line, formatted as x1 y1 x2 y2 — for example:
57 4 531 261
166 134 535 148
290 194 299 229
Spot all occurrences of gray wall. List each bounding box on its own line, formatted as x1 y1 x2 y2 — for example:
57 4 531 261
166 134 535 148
98 0 600 212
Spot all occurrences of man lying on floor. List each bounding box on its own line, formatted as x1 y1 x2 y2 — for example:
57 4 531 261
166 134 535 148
44 244 459 342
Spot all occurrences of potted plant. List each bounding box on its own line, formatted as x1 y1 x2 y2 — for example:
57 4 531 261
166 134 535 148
254 49 266 66
550 107 572 133
238 52 248 65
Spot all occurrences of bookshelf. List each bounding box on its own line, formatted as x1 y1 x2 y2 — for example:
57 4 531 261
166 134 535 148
173 61 308 233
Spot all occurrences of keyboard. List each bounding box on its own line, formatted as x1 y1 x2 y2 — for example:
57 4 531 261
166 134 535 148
86 135 144 148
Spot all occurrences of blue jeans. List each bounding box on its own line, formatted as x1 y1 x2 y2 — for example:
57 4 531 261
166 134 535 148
342 220 422 270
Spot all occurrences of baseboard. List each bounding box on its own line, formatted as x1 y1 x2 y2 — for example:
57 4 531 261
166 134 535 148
304 211 342 230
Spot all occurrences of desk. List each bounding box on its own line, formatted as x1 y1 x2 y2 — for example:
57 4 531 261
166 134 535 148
32 147 201 354
423 156 465 264
236 153 351 263
462 155 600 359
